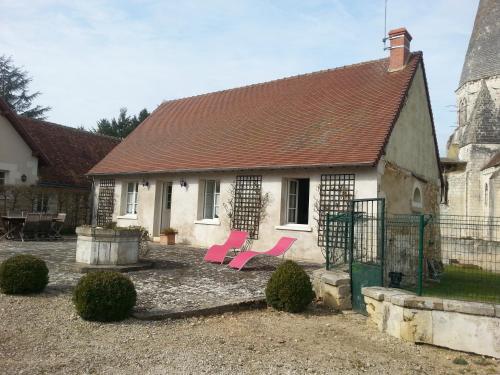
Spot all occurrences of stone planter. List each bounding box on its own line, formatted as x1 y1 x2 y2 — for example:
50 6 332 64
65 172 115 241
167 233 176 245
76 226 141 266
160 233 176 245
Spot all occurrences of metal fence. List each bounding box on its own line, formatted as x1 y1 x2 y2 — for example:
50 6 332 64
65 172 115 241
326 212 500 304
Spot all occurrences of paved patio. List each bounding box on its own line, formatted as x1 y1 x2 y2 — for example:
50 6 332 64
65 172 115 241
0 239 319 317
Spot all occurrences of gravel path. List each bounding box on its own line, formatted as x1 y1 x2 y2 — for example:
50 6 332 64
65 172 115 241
1 293 498 374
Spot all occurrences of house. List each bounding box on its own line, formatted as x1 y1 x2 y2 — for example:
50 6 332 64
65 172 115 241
0 97 120 227
88 27 441 263
441 0 500 217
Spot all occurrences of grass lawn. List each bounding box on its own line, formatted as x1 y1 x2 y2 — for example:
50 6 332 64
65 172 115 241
423 265 500 303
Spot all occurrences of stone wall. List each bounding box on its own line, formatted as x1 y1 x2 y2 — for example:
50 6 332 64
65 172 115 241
312 269 351 310
362 286 500 358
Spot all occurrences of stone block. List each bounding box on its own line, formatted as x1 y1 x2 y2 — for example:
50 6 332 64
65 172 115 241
364 296 384 330
384 303 404 339
496 305 500 318
400 309 432 344
443 299 495 317
312 268 351 311
320 270 350 287
432 310 500 358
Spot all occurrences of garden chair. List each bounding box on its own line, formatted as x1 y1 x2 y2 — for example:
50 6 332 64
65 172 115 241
203 230 249 264
20 213 41 242
51 213 67 239
227 237 297 271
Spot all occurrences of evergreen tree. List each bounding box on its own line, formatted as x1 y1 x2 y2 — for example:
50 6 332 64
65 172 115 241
94 107 150 138
0 55 50 119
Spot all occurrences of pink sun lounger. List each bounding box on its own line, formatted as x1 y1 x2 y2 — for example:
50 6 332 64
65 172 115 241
203 230 249 264
227 237 297 271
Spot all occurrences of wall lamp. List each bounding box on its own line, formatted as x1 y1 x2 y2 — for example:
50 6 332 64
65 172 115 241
141 179 149 188
180 178 188 188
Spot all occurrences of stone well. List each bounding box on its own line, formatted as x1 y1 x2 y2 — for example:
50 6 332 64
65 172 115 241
75 226 151 271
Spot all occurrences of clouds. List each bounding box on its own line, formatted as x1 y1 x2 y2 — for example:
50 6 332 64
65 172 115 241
0 0 478 152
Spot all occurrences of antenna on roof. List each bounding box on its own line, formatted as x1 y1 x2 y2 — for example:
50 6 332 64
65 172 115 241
382 0 389 50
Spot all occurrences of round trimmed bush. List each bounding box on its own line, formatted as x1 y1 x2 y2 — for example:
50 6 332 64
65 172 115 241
265 260 314 313
73 271 136 322
0 254 49 294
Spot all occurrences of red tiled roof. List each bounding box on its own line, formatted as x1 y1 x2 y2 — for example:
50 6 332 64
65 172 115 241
90 53 424 175
16 117 120 189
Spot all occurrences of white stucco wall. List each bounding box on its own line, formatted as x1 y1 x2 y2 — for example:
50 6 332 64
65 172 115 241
97 167 378 263
379 63 441 215
383 64 441 186
0 114 38 185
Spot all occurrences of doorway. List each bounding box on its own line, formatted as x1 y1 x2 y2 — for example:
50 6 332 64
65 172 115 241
159 181 172 231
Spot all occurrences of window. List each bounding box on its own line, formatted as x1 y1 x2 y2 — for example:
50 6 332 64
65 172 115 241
126 182 139 214
286 178 309 224
412 186 423 210
33 193 49 212
0 171 5 186
203 180 220 219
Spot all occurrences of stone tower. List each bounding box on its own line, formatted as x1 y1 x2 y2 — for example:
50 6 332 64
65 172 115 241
442 0 500 216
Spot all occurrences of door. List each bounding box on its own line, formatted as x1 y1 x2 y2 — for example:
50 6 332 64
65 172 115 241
349 198 385 315
160 182 172 231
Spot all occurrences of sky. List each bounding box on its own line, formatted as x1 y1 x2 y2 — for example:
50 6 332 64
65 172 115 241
0 0 480 154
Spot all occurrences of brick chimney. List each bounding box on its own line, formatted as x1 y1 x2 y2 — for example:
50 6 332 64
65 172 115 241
387 28 412 71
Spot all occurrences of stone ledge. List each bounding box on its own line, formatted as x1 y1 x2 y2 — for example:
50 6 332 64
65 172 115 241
363 287 497 317
74 261 154 273
443 299 495 317
362 286 413 302
132 298 267 320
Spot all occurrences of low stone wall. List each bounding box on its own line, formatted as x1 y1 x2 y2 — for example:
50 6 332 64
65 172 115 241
312 269 351 310
362 287 500 358
76 227 140 265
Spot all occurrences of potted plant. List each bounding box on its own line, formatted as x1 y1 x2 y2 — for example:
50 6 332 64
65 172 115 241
160 227 178 245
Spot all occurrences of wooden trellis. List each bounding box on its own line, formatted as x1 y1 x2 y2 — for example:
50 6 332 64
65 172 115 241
232 175 263 239
317 174 355 248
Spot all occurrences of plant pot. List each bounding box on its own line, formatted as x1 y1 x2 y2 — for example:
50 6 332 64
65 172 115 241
167 233 176 245
159 234 169 245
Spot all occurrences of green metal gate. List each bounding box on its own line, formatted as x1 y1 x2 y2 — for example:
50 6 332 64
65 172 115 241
348 198 385 314
325 198 385 314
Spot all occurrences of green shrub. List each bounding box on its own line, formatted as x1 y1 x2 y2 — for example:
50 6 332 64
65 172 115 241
265 260 314 313
73 271 136 322
0 254 49 294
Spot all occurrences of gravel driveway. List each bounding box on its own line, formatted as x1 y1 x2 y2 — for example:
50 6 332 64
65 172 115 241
1 293 498 374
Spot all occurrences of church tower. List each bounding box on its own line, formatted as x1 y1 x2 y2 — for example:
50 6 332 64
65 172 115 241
442 0 500 216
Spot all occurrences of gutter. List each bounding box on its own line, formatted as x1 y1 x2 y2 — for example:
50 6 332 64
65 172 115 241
86 161 375 177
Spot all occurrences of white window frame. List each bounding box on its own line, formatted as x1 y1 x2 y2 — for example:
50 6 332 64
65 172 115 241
203 180 220 220
126 182 139 214
286 179 299 224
